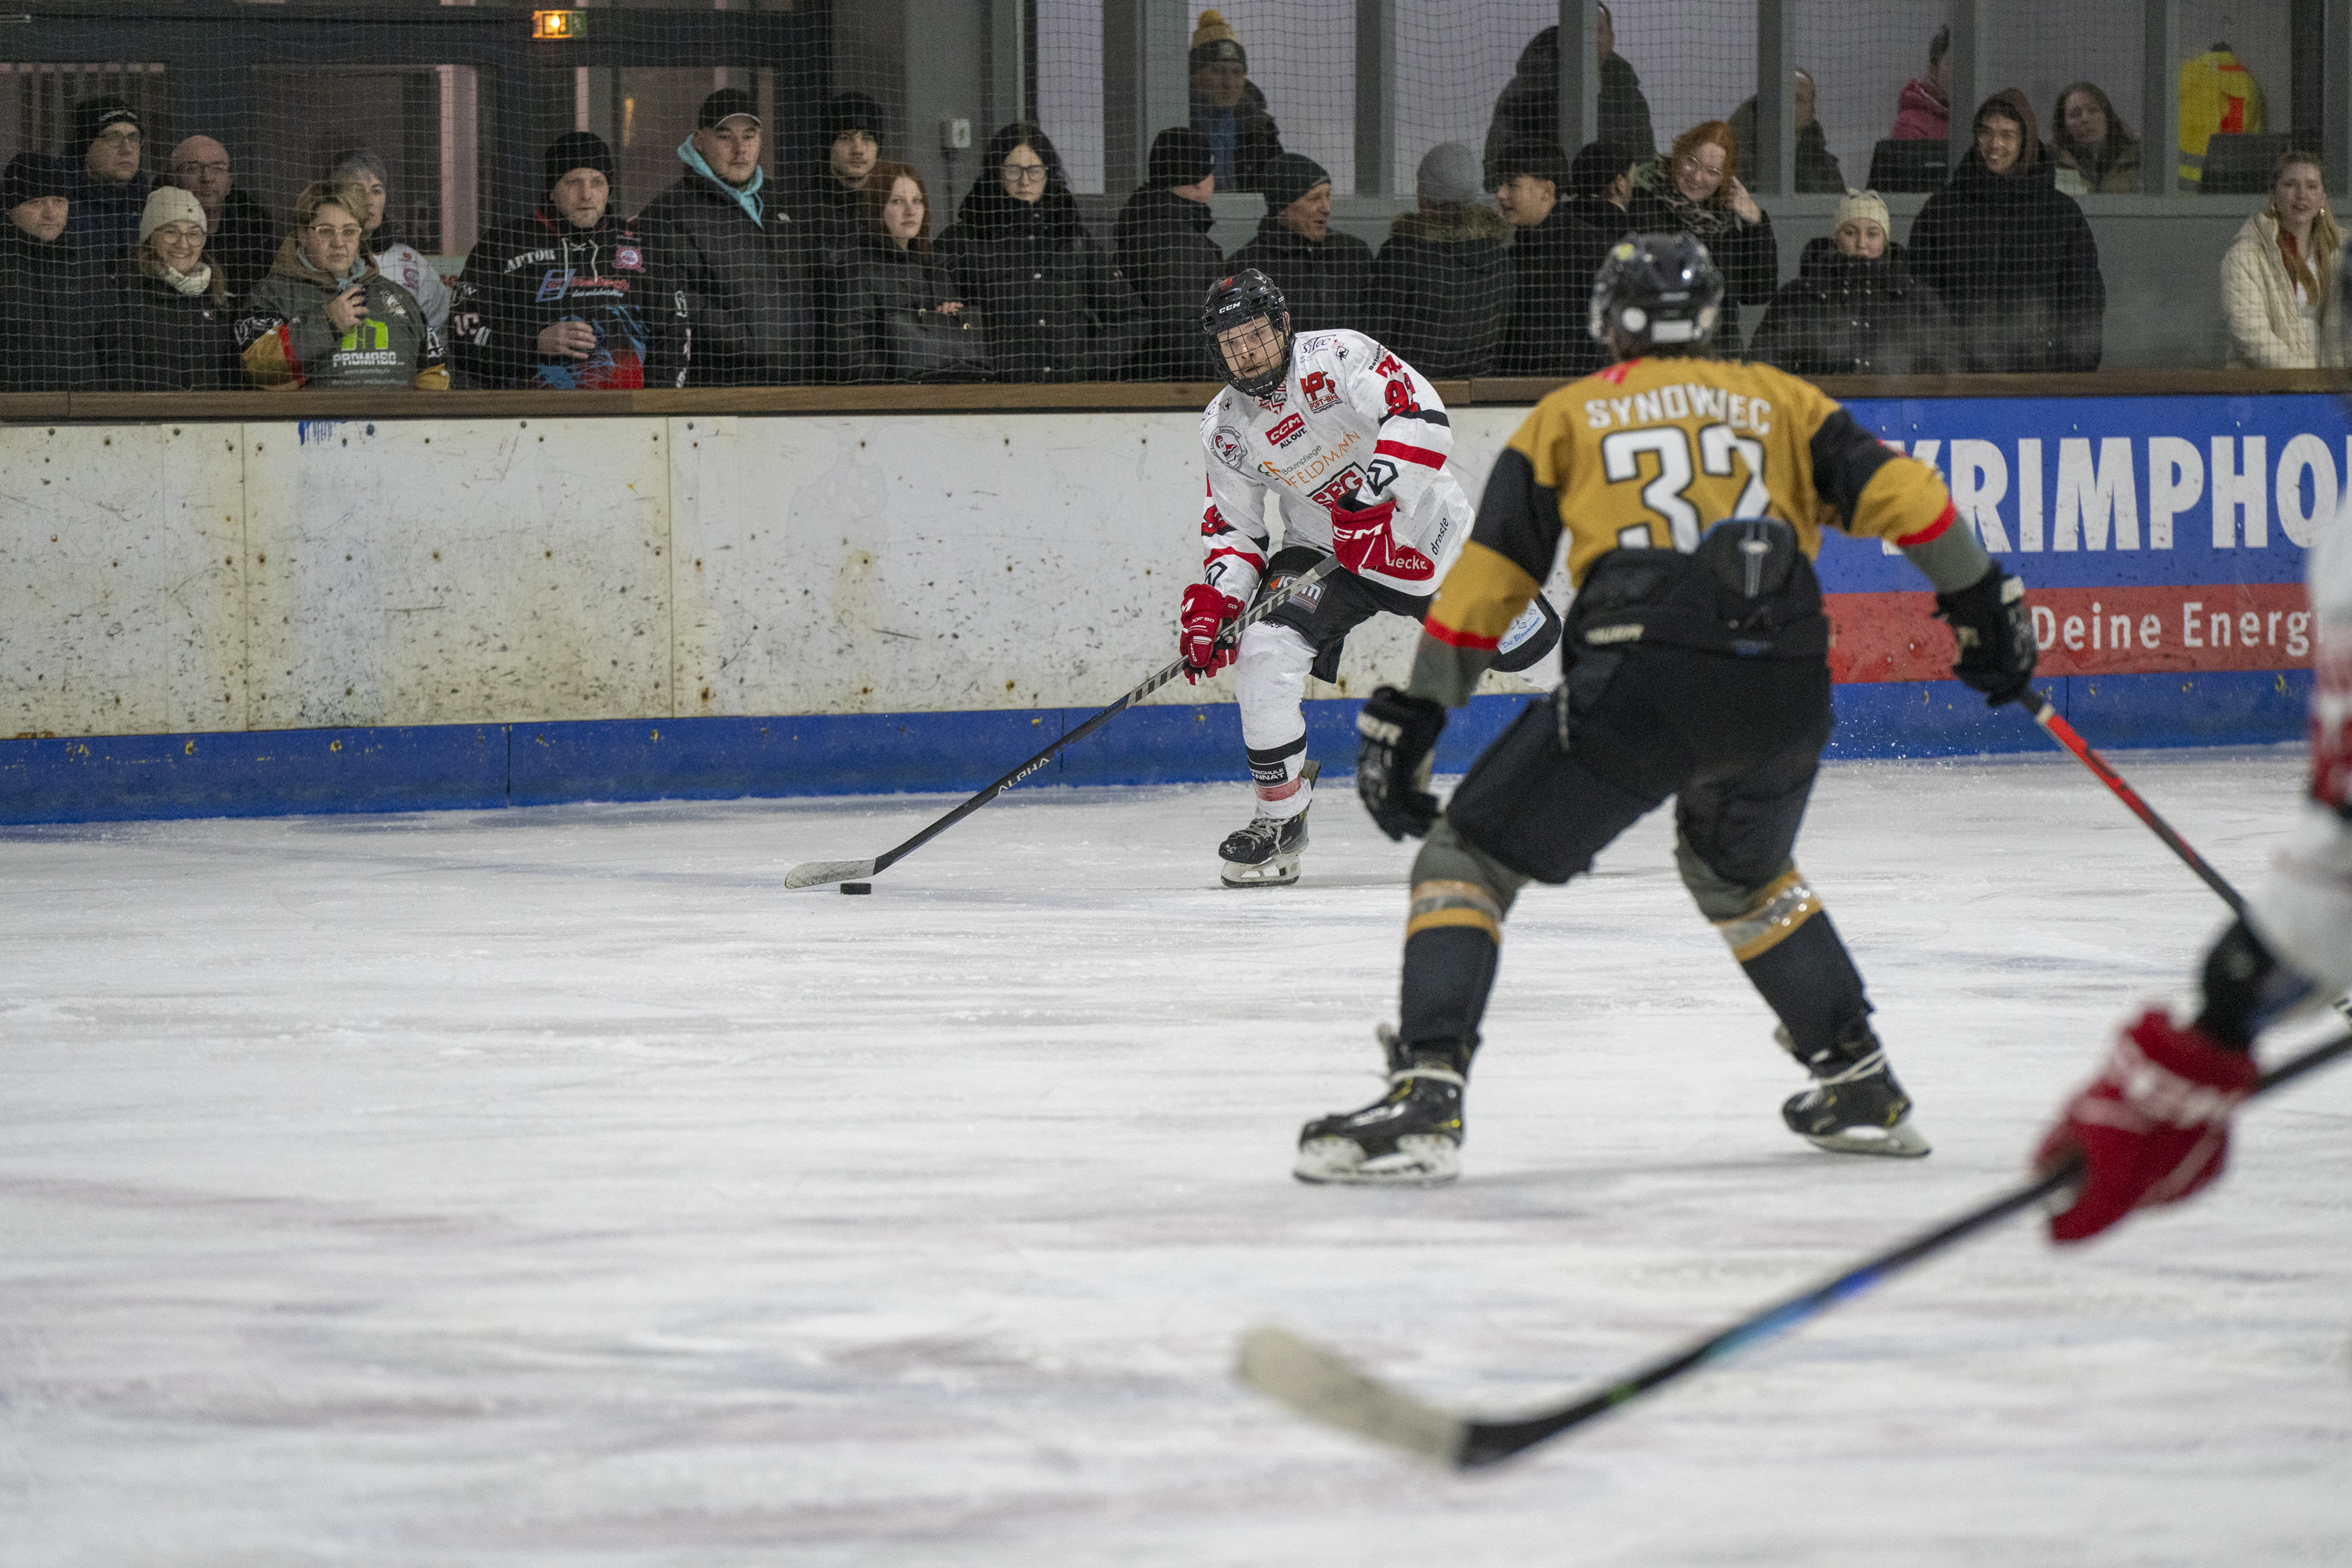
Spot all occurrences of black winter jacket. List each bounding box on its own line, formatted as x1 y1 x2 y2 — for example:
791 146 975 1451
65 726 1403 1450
0 227 97 391
1227 218 1372 336
636 166 829 386
1497 202 1617 378
1748 238 1954 378
456 209 670 389
1370 201 1512 379
1190 82 1285 194
206 187 280 304
98 251 241 390
1112 187 1225 380
779 168 864 262
1483 29 1657 185
1906 147 2105 372
831 234 987 383
938 187 1138 383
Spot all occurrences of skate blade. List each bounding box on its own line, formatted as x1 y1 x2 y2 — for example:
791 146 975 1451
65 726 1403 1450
1293 1134 1461 1186
1221 854 1302 888
1803 1120 1932 1158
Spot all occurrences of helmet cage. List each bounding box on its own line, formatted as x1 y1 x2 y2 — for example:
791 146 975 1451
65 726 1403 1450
1203 268 1294 397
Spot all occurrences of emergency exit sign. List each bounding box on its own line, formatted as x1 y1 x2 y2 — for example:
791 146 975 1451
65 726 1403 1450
532 10 587 40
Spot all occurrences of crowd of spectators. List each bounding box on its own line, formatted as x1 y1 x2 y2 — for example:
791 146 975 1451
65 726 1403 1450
0 12 2336 394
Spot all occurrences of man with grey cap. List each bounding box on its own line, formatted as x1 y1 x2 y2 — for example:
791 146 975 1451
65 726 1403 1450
1229 152 1370 335
1370 142 1511 378
0 151 97 390
637 86 827 385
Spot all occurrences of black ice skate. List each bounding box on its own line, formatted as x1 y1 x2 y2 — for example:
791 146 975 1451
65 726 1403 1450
1294 1025 1465 1185
1777 1018 1931 1158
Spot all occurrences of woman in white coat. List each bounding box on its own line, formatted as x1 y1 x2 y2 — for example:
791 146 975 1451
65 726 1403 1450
2220 150 2342 368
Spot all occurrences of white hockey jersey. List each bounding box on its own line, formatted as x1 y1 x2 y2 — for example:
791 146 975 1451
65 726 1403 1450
1196 328 1474 604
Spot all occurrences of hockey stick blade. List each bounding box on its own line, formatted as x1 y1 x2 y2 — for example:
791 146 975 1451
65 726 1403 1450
1235 1326 1468 1467
782 858 879 890
1240 1027 2352 1470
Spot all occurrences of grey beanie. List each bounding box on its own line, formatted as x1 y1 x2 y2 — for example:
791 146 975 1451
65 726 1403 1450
1416 140 1483 206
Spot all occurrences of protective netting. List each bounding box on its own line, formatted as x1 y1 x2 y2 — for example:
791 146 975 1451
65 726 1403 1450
0 3 2328 394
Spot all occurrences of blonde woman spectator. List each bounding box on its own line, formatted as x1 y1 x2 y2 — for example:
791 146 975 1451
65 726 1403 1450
237 180 447 390
2220 151 2342 368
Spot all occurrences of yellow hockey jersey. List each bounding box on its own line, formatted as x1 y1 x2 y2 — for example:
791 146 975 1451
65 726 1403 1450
1425 354 1955 654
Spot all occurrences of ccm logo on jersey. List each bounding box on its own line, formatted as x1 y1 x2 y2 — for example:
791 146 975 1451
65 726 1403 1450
1211 425 1248 470
1299 370 1341 412
1267 412 1307 447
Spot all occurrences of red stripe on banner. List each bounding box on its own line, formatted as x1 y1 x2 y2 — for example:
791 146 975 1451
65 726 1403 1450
1374 437 1444 469
1425 618 1501 652
1826 583 2314 684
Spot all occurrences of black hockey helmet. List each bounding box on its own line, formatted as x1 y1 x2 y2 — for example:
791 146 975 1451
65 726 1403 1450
1589 232 1726 354
1202 267 1293 396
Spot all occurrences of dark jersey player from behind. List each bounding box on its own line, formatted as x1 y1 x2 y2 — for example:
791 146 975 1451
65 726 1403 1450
1298 234 2040 1185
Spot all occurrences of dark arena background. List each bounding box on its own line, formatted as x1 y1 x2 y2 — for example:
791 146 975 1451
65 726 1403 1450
2 4 2348 1564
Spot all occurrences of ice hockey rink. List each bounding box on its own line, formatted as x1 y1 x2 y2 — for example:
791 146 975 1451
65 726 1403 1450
4 750 2347 1566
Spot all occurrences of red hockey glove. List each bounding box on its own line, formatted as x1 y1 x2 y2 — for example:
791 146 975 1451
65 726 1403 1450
1329 496 1436 584
2035 1010 2259 1243
1179 582 1242 683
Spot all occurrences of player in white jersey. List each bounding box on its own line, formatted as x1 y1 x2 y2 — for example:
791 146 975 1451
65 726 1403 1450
2035 503 2352 1240
1179 268 1559 886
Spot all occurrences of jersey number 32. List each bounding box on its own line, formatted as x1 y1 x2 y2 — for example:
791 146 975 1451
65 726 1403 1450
1601 423 1771 552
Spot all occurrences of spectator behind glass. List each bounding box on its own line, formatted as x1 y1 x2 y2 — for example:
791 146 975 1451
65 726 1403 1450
327 149 454 338
635 89 828 386
1730 69 1846 194
456 132 670 390
1483 6 1657 188
1892 25 1952 140
1370 141 1510 379
1749 187 1952 377
1228 152 1370 336
833 161 985 384
1492 137 1610 379
1563 138 1639 226
0 152 98 392
2050 82 2143 194
785 91 884 258
166 135 278 302
64 95 152 258
1187 10 1283 194
2220 151 2343 368
937 122 1138 383
236 180 448 390
100 185 241 391
1114 127 1225 381
1624 121 1778 354
1907 89 2105 372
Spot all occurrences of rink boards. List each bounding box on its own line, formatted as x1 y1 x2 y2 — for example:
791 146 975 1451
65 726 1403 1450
0 393 2333 822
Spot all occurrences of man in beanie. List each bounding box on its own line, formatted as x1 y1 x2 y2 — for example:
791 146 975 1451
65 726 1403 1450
66 94 152 258
1187 9 1285 193
637 87 827 385
1229 151 1370 334
1113 125 1225 379
1370 141 1511 377
0 151 98 390
783 90 886 256
1491 137 1612 379
455 130 676 390
165 135 279 302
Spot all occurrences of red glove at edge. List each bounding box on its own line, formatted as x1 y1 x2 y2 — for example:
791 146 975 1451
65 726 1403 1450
1328 497 1436 584
2035 1010 2259 1243
1179 582 1241 683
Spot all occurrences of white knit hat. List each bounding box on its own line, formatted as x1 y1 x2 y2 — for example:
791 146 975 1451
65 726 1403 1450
1834 187 1890 235
139 183 206 242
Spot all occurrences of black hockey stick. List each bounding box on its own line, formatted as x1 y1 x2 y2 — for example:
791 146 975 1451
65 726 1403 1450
784 557 1340 888
1237 1025 2352 1469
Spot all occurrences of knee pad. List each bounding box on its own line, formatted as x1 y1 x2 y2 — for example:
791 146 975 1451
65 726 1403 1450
1408 818 1529 933
1234 620 1315 750
1704 863 1822 960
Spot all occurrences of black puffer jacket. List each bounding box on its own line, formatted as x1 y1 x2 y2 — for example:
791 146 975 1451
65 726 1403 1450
99 249 241 390
1907 145 2105 372
636 162 829 385
1370 201 1512 378
778 167 864 263
1624 164 1779 355
0 226 97 391
1497 202 1617 378
1482 28 1657 185
832 233 987 383
1190 82 1285 194
1227 218 1372 336
938 185 1138 383
1112 187 1225 380
1748 238 1954 378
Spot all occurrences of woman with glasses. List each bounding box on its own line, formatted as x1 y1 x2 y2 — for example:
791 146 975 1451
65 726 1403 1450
936 122 1138 382
98 186 241 391
236 181 448 390
1623 121 1778 354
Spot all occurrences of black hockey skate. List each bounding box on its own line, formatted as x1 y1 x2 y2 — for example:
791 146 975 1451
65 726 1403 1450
1294 1025 1466 1185
1220 808 1308 887
1777 1018 1930 1158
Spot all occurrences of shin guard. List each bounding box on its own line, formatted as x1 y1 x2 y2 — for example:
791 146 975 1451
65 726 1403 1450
1715 869 1869 1062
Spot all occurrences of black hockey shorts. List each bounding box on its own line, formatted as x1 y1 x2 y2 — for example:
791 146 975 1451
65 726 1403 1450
1445 644 1835 888
1253 545 1432 681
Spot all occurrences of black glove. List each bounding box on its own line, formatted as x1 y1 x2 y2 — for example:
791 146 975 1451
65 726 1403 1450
1934 566 2037 707
1356 685 1446 840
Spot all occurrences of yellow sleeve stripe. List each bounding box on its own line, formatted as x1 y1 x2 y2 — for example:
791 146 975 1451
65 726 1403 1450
1426 541 1542 649
1849 454 1954 544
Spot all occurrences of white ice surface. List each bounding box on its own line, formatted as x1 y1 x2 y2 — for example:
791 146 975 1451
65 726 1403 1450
3 752 2348 1566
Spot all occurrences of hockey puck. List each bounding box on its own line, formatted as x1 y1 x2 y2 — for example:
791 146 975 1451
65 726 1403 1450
840 882 872 895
